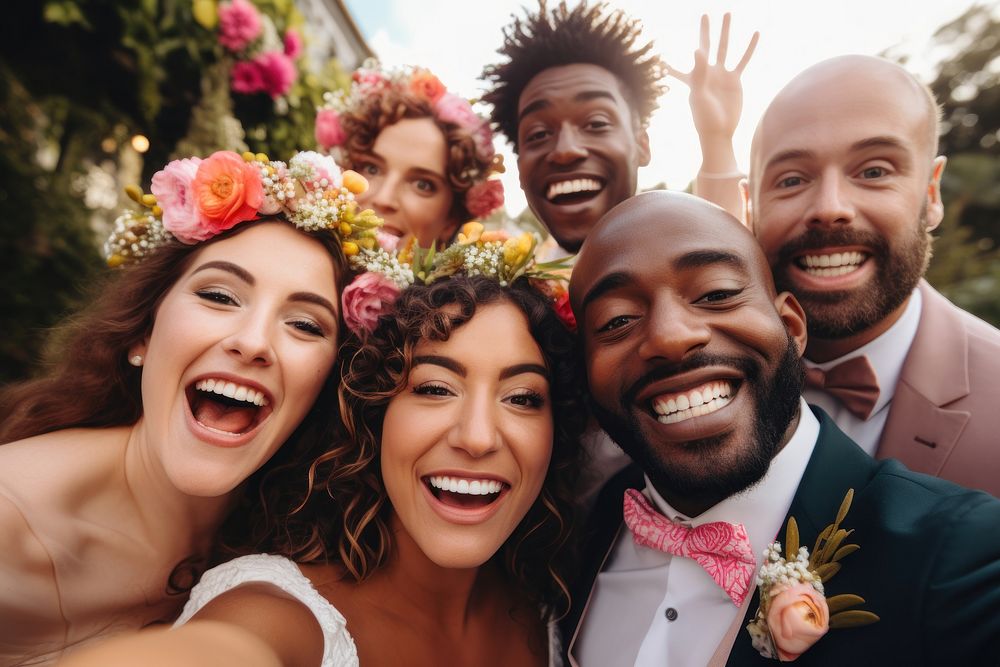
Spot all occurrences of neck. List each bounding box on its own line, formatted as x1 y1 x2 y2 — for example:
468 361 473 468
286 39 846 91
123 419 235 549
372 513 490 631
806 295 911 363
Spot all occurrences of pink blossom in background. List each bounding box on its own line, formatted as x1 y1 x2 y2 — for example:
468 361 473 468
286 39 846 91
342 273 401 335
150 157 205 243
231 60 264 94
283 28 303 59
255 51 297 98
315 108 346 150
217 0 262 52
465 179 504 218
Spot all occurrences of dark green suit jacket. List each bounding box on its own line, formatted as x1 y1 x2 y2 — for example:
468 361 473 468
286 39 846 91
564 407 1000 666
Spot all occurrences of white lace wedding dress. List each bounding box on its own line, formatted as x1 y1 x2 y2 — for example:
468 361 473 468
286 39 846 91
175 554 561 667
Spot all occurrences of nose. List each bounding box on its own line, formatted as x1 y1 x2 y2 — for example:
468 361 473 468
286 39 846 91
223 312 274 366
370 174 400 214
448 390 502 458
546 123 587 166
637 296 711 363
807 172 855 227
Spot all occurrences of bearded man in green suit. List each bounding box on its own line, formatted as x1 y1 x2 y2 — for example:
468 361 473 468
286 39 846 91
563 191 1000 666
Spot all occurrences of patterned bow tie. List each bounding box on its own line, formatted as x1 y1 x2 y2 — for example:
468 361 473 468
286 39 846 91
804 355 880 420
622 489 756 606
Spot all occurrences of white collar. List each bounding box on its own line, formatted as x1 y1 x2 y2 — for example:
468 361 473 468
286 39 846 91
643 399 819 560
806 288 922 415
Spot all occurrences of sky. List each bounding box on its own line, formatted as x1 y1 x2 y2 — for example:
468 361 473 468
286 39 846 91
342 0 997 216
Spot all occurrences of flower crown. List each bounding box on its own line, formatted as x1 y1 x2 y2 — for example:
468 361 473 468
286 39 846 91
314 59 505 220
341 222 575 335
104 150 382 266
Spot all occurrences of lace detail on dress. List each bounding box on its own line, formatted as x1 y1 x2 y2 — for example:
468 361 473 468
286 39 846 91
174 554 358 667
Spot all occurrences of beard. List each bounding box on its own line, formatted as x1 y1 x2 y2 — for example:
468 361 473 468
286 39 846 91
591 336 804 512
771 209 931 340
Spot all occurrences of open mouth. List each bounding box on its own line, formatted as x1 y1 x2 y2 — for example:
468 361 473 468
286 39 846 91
424 475 507 510
795 251 868 278
651 380 738 424
545 178 604 205
186 378 272 436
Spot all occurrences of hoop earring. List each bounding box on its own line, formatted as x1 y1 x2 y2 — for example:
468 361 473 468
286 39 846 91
129 354 144 367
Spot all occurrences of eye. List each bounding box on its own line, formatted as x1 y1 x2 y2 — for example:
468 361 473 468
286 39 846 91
597 315 635 333
777 175 803 188
697 288 744 304
195 288 238 306
359 161 380 177
414 178 437 194
289 318 325 337
506 390 546 409
523 128 550 144
413 382 453 397
860 166 886 179
585 118 611 131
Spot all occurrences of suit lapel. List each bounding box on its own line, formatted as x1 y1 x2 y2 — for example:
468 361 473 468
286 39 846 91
877 281 970 473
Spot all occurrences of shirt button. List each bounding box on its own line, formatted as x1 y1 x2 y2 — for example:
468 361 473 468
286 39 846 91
664 607 678 621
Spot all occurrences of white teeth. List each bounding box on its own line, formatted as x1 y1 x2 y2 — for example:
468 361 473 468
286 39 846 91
427 476 504 495
194 378 269 406
801 251 866 274
652 381 734 425
546 178 602 201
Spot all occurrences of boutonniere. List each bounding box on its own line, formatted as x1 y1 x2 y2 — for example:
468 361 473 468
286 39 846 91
746 489 880 661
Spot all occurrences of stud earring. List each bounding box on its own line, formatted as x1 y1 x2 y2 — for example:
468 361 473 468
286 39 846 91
129 354 144 367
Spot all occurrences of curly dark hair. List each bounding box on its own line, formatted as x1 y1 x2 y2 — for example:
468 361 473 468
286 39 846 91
261 276 587 616
339 88 493 224
482 0 666 151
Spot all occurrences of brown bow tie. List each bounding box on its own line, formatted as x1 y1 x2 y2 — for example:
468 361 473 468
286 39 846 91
804 355 881 420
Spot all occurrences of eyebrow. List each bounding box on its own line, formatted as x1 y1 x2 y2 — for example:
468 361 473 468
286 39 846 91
368 149 446 181
581 271 633 312
764 135 910 172
192 261 254 285
518 90 619 123
289 292 338 318
412 356 549 381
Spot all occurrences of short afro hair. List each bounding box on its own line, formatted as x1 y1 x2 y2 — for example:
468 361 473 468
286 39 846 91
482 0 665 151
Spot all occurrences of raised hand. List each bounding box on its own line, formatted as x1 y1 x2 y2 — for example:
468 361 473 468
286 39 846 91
667 13 759 143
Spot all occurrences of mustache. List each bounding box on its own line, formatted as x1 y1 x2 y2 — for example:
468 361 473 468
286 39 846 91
623 352 760 406
775 227 888 267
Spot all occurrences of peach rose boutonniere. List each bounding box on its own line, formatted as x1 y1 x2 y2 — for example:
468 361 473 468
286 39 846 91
747 489 880 661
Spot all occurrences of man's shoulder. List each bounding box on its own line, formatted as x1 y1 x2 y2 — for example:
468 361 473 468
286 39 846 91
917 280 1000 352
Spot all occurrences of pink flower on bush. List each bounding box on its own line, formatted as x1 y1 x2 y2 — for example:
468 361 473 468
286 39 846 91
218 0 262 52
315 108 346 150
465 179 504 218
342 272 401 335
254 51 297 98
766 583 830 661
189 151 264 239
150 157 204 243
231 60 265 94
283 28 303 59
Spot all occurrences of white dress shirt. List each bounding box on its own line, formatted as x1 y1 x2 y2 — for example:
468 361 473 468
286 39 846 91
574 400 819 667
804 288 922 455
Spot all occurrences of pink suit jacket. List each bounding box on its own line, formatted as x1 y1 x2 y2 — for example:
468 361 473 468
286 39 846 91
876 280 1000 496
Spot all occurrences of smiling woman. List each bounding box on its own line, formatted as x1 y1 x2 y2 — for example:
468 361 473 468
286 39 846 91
0 150 367 664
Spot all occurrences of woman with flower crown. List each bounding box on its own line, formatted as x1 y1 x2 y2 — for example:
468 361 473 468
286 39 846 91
61 226 585 666
314 60 506 250
0 149 376 664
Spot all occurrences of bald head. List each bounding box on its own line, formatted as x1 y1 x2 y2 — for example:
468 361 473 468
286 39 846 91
571 191 779 315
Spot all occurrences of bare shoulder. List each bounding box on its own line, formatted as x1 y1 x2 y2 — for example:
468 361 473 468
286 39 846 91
0 489 62 624
190 581 326 666
0 427 126 494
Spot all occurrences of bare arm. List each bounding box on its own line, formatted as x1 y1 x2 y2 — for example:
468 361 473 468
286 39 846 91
58 583 324 667
667 13 758 221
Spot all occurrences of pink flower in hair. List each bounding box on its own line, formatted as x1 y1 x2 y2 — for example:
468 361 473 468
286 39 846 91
375 229 400 252
473 122 496 161
283 28 303 59
254 51 297 98
342 272 401 335
315 108 346 150
434 92 480 131
218 0 262 52
231 60 264 94
150 157 205 243
465 179 504 219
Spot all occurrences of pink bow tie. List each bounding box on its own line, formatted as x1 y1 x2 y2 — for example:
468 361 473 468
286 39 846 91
623 489 756 606
804 355 880 420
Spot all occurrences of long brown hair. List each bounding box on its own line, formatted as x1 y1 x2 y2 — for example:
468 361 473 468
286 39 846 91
250 276 587 616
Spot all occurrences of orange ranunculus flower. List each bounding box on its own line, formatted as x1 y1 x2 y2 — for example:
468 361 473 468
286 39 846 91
766 583 830 661
191 151 265 235
409 69 446 103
